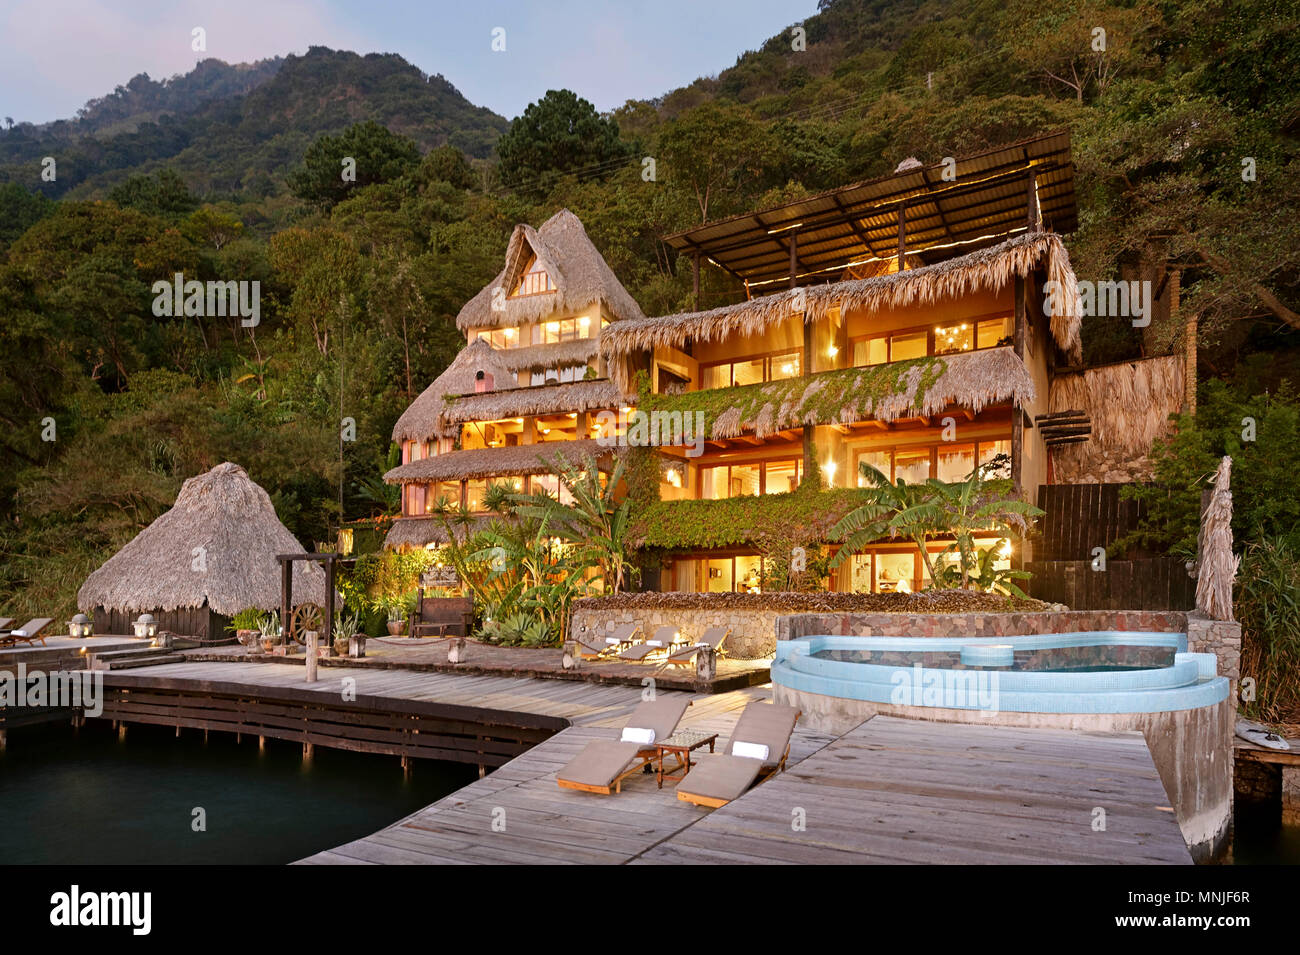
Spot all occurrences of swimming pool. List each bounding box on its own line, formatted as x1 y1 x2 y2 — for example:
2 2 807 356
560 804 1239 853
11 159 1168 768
772 631 1231 714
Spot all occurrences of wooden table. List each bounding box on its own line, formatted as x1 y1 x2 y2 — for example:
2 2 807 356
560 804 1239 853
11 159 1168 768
655 730 718 788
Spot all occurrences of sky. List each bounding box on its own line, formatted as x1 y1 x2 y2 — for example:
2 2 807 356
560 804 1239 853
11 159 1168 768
0 0 817 124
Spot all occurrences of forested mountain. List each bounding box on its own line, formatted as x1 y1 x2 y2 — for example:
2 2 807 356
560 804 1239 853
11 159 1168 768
1 0 1297 622
0 47 507 198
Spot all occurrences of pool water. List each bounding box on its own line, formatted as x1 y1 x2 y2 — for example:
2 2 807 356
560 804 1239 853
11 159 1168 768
0 720 476 865
810 643 1176 672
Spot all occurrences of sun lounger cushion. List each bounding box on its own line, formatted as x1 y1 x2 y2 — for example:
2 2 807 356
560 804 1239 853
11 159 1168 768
725 703 800 768
559 740 647 788
676 754 764 804
620 727 655 745
625 696 691 741
731 741 769 761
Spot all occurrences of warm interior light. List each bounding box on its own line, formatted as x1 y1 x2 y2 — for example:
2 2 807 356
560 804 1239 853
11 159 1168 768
578 316 590 327
666 468 682 487
504 327 516 337
824 460 838 485
567 412 577 419
998 540 1013 558
546 321 559 333
827 345 839 358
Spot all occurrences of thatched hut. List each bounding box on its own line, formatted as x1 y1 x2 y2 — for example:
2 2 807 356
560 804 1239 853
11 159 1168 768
78 462 330 639
455 209 646 333
392 338 517 446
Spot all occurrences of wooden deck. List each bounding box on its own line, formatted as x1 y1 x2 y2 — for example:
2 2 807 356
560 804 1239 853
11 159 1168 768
637 717 1192 865
94 660 1190 864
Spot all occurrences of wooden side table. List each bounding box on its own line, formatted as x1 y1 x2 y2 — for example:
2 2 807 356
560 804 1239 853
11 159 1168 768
655 730 718 788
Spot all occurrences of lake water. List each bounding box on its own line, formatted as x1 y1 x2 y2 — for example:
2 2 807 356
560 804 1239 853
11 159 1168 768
0 720 477 865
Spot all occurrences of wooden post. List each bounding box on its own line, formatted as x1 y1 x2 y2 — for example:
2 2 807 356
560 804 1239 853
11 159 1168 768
280 557 292 645
1012 276 1027 494
692 253 701 310
897 202 907 271
1026 168 1039 231
305 630 318 682
324 558 335 650
788 231 798 289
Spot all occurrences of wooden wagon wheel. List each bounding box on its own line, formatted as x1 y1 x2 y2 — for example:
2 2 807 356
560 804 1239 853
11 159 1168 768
288 603 325 645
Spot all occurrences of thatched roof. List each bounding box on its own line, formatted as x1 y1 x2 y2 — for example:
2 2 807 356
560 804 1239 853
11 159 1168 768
494 339 599 373
77 462 330 616
384 438 615 484
602 231 1082 391
1196 456 1239 622
456 209 646 331
640 346 1033 441
441 378 627 427
392 339 517 444
383 515 494 550
1049 355 1185 479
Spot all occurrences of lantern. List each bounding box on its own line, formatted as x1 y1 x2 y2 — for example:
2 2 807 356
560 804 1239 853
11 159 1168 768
133 613 158 639
69 613 92 638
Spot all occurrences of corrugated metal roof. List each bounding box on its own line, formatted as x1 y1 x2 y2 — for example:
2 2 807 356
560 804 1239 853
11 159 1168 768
664 131 1077 289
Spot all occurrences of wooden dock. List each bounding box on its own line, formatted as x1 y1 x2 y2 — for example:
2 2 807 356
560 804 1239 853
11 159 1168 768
81 659 1191 864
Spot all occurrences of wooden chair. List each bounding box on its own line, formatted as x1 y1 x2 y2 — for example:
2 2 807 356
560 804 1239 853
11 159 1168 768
410 596 473 638
576 623 641 661
661 627 730 667
557 697 692 795
617 625 683 663
676 703 800 808
0 618 55 648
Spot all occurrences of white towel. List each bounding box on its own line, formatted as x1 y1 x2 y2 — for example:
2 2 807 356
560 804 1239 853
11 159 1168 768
605 636 623 645
645 640 662 648
620 727 655 745
732 741 769 761
11 629 26 637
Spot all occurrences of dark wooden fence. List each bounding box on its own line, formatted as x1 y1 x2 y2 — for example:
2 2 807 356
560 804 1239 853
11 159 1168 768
1025 558 1196 611
92 606 227 640
1028 483 1195 611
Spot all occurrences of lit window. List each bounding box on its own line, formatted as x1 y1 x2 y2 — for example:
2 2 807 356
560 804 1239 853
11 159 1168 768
514 258 555 297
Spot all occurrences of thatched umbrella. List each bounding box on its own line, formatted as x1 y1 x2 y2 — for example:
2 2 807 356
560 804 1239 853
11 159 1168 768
78 462 330 618
1196 456 1239 622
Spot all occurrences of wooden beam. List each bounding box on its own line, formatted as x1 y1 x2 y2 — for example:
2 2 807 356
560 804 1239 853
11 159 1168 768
897 201 907 271
692 253 701 311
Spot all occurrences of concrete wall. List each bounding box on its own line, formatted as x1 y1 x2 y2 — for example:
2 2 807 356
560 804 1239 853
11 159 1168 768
772 684 1234 862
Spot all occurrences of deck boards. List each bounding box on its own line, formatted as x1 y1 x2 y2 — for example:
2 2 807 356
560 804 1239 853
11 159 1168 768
104 660 1190 864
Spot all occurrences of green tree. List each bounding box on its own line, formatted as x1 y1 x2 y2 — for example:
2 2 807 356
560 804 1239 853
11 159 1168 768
496 89 631 193
107 168 198 218
288 120 420 208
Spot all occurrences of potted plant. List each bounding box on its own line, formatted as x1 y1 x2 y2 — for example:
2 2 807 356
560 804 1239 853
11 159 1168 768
334 613 360 656
227 608 262 649
258 610 281 653
379 594 407 636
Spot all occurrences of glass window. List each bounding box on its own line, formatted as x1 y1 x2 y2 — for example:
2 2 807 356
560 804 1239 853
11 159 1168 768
732 358 765 386
977 317 1009 349
730 464 760 497
850 554 872 593
856 450 892 486
937 444 976 482
706 559 733 593
736 555 763 594
771 353 801 379
701 466 727 500
514 258 554 297
764 459 800 495
701 364 730 389
853 337 889 367
894 448 931 484
978 439 1011 473
934 323 974 355
465 480 488 512
875 552 915 593
890 332 928 361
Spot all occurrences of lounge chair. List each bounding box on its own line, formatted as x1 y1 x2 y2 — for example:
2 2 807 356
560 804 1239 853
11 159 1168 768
575 623 641 660
0 617 12 631
617 625 682 662
661 627 730 667
0 617 55 648
676 702 800 808
556 696 692 795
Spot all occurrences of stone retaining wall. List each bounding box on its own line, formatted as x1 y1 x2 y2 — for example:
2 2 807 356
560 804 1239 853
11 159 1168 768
570 607 779 659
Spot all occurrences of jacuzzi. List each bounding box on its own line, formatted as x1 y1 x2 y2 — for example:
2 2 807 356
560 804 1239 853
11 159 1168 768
772 631 1231 714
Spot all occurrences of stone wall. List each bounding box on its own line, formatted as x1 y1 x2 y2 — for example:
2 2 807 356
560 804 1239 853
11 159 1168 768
1185 613 1243 694
570 607 779 659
